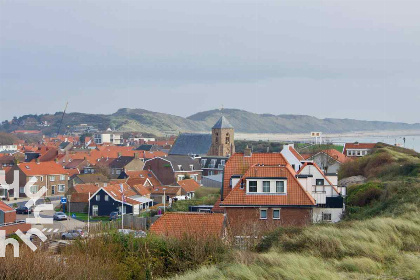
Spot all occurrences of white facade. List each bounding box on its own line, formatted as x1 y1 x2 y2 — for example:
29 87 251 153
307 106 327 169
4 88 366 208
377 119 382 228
280 144 303 172
297 163 345 223
346 149 370 157
0 145 17 152
94 133 123 145
313 208 343 223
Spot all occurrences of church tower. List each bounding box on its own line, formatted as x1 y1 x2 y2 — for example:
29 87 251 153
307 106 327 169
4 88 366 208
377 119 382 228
208 116 235 157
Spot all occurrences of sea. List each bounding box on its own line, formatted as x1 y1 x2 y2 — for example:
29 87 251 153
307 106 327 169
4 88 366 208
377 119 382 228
324 135 420 153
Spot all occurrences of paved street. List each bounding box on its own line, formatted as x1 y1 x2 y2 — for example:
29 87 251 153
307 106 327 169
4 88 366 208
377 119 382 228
15 199 86 238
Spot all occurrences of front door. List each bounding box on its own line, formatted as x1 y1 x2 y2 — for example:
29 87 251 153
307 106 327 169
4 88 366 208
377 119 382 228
92 205 98 216
51 185 55 195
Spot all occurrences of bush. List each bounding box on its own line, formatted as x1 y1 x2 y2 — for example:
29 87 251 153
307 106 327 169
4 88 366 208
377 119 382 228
346 182 384 207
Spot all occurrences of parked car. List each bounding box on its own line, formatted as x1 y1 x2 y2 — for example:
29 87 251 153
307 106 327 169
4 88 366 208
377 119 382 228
61 229 85 240
53 212 68 221
109 211 120 221
16 206 32 214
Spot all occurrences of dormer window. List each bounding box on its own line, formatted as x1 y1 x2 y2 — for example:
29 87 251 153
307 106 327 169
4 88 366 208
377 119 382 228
249 181 257 193
276 181 285 193
190 164 194 171
263 181 270 192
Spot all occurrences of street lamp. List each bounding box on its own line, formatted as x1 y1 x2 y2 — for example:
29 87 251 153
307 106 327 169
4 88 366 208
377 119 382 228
162 188 166 213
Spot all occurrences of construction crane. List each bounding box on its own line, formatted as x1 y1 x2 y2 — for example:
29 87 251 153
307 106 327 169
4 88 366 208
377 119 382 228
57 101 68 136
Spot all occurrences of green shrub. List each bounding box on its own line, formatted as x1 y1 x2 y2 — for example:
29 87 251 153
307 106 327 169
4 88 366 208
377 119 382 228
346 182 384 207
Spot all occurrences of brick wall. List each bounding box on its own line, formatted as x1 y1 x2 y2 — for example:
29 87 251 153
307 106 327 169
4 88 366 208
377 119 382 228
225 207 312 236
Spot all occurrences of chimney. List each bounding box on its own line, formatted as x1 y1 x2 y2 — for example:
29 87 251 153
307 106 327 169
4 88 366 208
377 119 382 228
36 158 40 164
244 146 252 157
118 152 122 157
134 152 138 159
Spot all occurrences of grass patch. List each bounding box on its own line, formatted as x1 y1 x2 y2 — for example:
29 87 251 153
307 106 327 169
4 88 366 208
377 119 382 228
69 212 111 222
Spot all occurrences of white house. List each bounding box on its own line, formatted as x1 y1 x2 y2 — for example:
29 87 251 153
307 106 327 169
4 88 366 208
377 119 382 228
280 144 305 172
94 132 123 145
297 162 345 223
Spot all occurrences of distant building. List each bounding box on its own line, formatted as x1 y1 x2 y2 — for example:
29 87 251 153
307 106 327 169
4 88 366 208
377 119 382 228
280 144 305 172
169 116 235 157
208 116 235 157
343 143 376 157
93 132 123 145
143 155 202 185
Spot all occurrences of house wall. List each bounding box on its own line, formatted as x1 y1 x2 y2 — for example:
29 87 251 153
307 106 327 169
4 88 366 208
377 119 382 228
144 158 176 185
89 189 133 216
125 158 145 171
312 154 341 174
313 208 343 223
70 202 88 213
280 144 302 172
225 207 312 235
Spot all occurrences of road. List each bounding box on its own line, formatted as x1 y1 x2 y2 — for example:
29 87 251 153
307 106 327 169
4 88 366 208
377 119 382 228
15 200 86 238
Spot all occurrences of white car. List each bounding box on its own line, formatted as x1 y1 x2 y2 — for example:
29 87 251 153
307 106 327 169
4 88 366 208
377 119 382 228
53 212 68 221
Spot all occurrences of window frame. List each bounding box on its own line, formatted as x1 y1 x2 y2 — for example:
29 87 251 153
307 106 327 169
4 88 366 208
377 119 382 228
273 208 281 220
96 195 100 201
58 184 65 192
260 208 267 220
262 181 270 193
248 180 257 193
276 181 285 193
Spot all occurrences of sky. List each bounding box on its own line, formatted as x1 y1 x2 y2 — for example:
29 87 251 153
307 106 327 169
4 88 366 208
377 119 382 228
0 0 419 123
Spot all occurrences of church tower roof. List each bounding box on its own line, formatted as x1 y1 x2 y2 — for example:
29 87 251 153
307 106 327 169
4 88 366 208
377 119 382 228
212 116 233 129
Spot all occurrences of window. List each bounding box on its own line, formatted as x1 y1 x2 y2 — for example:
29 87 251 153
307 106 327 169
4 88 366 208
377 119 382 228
189 164 194 170
225 133 230 144
105 195 109 201
19 187 25 193
273 209 280 219
30 185 38 194
276 181 285 193
322 213 332 221
177 175 185 181
316 179 324 186
248 181 257 193
49 176 55 182
263 181 270 193
96 195 100 201
58 184 65 192
60 175 66 181
260 209 267 219
200 159 207 167
116 170 121 175
39 176 43 182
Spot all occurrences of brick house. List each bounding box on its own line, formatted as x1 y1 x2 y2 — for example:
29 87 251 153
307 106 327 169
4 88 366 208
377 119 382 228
0 201 31 235
7 161 70 197
143 155 202 185
215 149 315 236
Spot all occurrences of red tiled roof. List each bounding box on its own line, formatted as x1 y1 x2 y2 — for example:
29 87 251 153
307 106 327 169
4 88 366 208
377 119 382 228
70 193 90 203
101 183 140 205
18 162 69 176
177 179 200 193
314 149 349 163
73 184 99 194
150 186 181 195
131 184 151 196
0 201 14 212
125 170 162 187
221 153 289 201
289 146 304 161
343 143 376 154
150 212 225 238
221 165 315 207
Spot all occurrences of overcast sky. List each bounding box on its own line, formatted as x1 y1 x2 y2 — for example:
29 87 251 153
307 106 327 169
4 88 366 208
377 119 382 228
0 0 419 123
